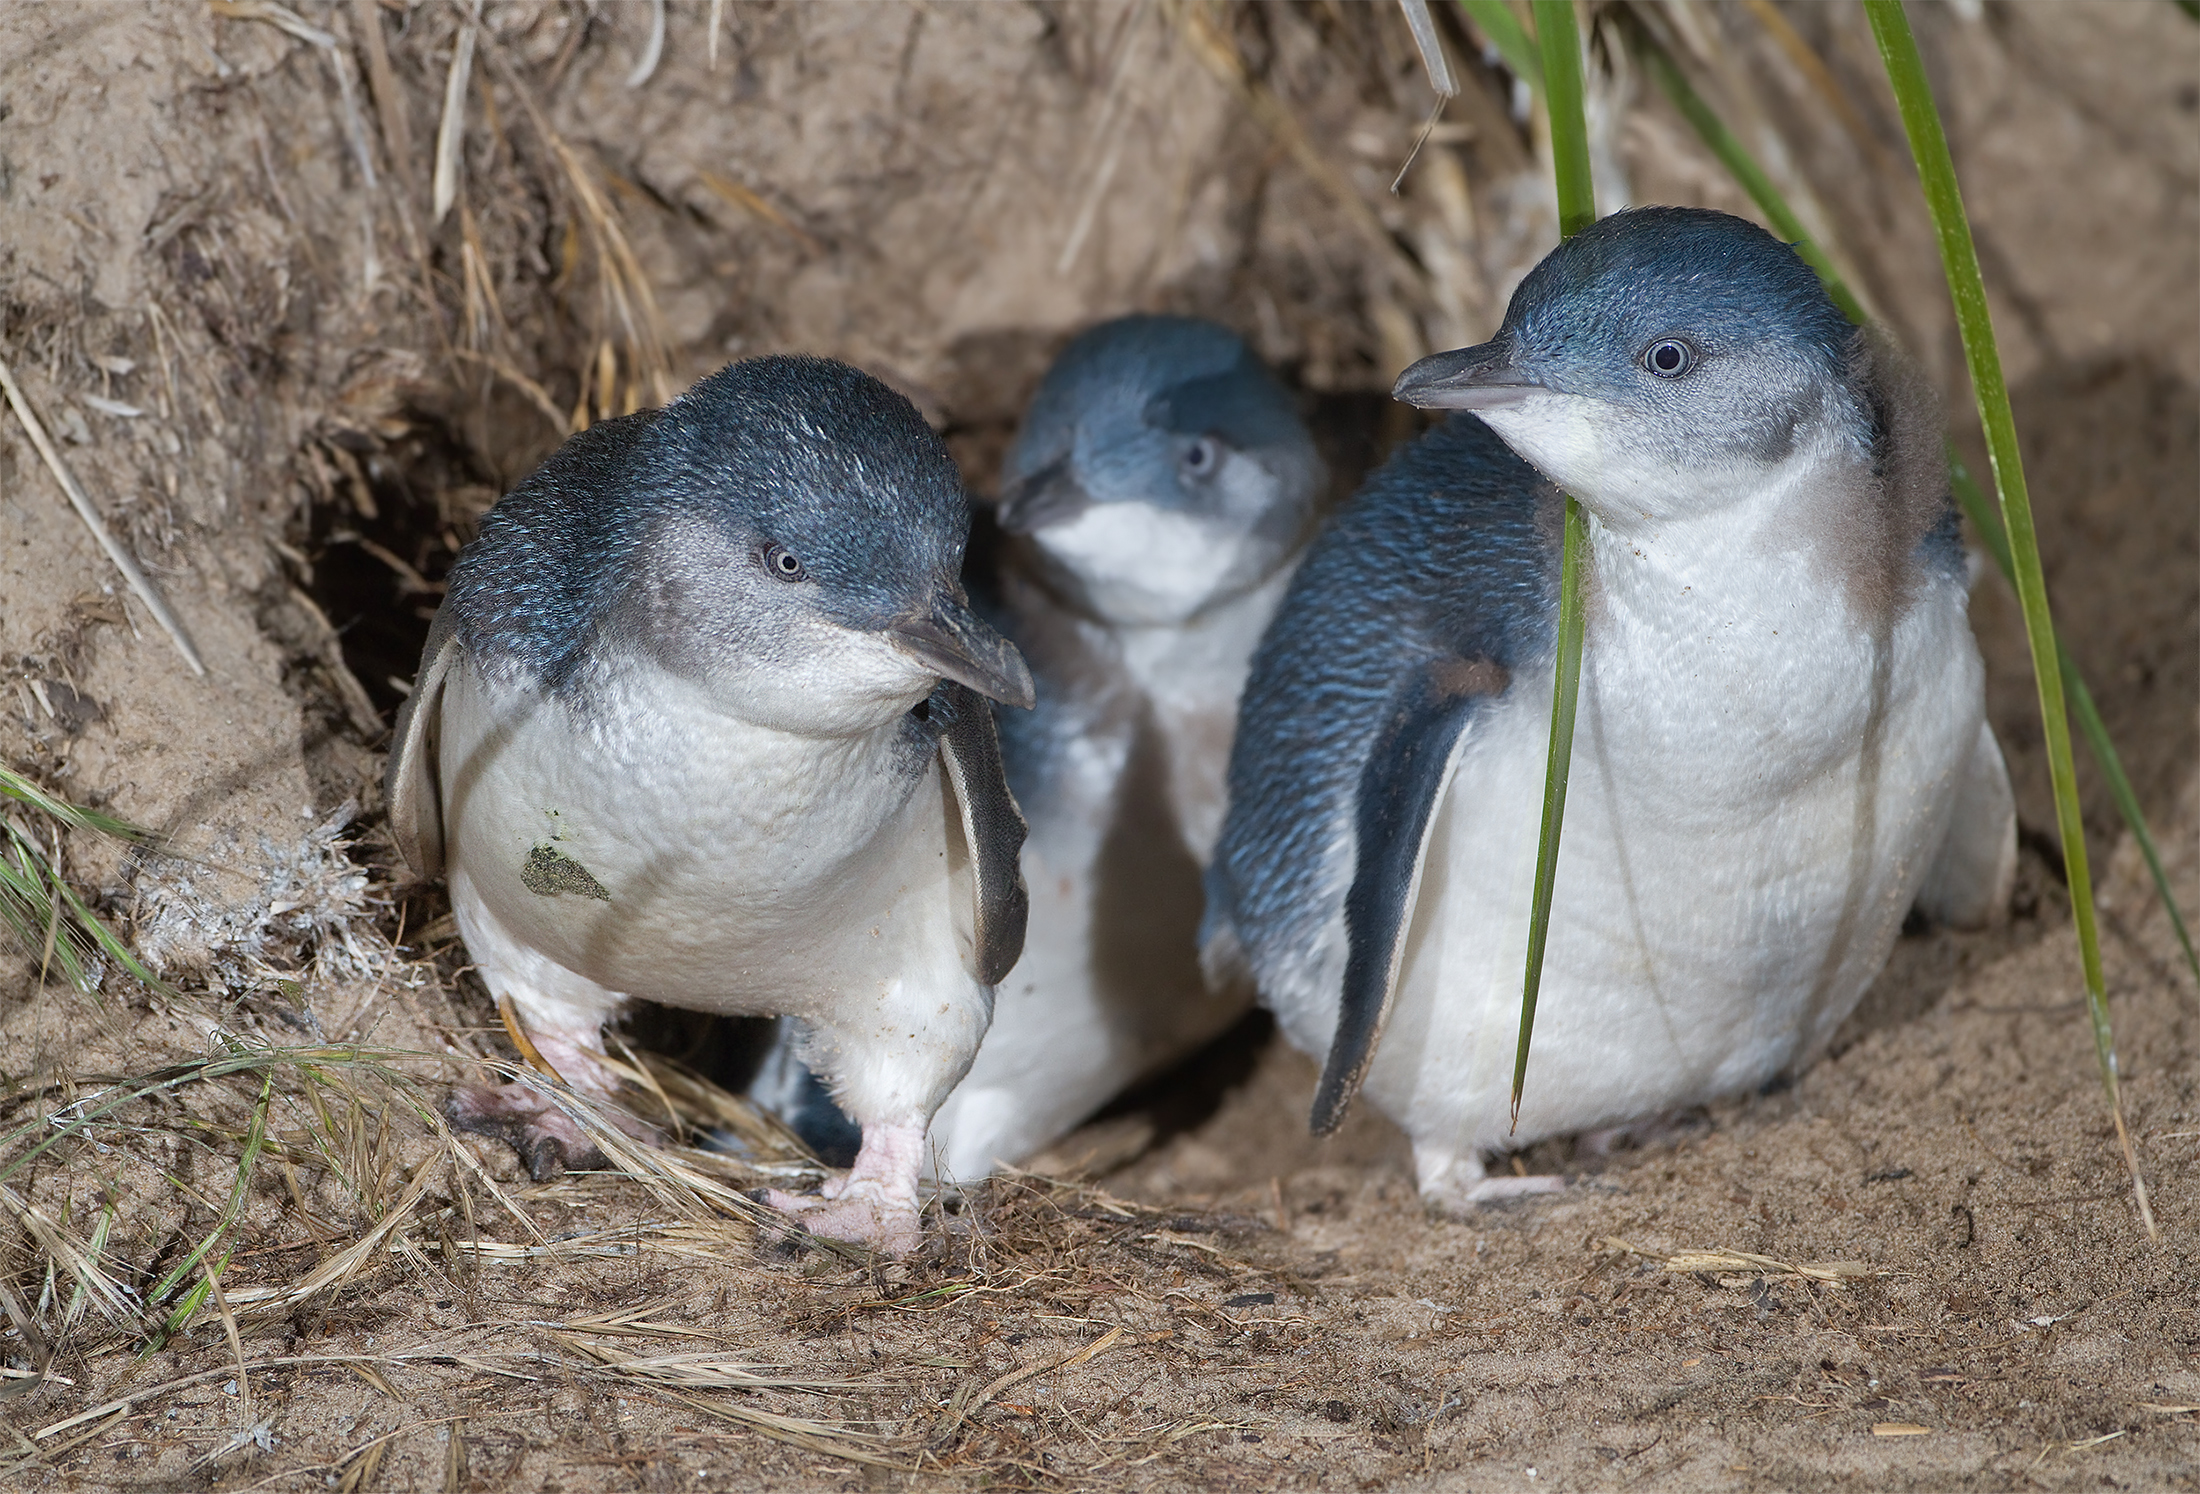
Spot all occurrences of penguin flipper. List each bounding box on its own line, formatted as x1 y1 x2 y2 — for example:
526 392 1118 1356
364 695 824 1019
384 605 463 881
935 681 1031 986
1312 656 1505 1135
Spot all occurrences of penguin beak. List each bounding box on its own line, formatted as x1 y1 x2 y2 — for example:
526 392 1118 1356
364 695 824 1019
887 594 1036 710
1391 339 1546 411
994 455 1089 535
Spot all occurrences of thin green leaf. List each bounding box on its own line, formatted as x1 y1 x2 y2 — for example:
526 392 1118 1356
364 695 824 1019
1866 0 2153 1239
146 1069 273 1310
0 1044 405 1187
1945 458 2198 988
48 872 163 991
1857 79 2184 1004
1455 0 1541 87
1632 26 1869 324
0 765 150 844
1515 495 1589 1128
0 767 166 997
62 1198 121 1336
1535 0 1596 240
1 824 94 994
1510 0 1595 1127
1633 9 2196 994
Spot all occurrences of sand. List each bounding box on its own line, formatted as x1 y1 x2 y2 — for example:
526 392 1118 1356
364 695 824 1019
0 3 2191 1489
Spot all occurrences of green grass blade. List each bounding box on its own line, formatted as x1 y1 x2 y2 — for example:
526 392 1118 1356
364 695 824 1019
0 766 167 996
1634 14 2197 995
1943 456 2199 989
0 764 150 844
147 1069 273 1309
62 1197 120 1335
1508 0 1595 1127
1 822 93 994
1866 0 2154 1239
1515 494 1589 1127
2063 659 2194 974
1633 28 1868 325
0 1047 286 1185
1535 0 1596 240
1456 0 1542 89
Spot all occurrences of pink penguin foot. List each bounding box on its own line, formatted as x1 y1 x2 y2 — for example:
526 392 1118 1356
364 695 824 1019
444 1083 659 1182
759 1119 928 1257
1414 1140 1568 1214
763 1185 923 1258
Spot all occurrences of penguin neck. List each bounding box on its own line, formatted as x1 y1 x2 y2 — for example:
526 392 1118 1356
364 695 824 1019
1112 562 1295 863
1112 561 1294 685
1010 557 1294 866
1578 425 1900 646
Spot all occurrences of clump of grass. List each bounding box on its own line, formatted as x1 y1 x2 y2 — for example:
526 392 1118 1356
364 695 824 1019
0 1009 1280 1480
0 766 162 996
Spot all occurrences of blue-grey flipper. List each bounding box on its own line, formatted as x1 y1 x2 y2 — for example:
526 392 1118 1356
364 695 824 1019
1312 656 1509 1136
384 604 463 881
933 680 1030 986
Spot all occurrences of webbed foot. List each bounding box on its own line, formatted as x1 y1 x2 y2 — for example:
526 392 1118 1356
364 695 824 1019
445 1084 609 1180
758 1118 928 1256
1414 1140 1566 1214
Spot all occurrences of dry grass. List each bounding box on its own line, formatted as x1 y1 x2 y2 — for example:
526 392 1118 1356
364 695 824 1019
0 1012 1335 1486
0 3 2192 1489
0 358 205 679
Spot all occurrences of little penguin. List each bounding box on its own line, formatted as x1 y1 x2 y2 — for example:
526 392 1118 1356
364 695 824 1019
1205 207 2016 1210
384 355 1035 1256
756 315 1326 1178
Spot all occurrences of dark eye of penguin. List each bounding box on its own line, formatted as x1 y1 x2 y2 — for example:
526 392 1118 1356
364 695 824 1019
762 543 808 582
1642 339 1696 378
1180 436 1220 478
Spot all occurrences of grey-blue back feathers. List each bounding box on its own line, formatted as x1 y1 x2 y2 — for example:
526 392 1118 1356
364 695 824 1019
1204 414 1557 985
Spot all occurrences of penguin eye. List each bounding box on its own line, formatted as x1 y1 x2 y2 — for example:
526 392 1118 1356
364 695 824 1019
761 544 808 582
1181 436 1220 478
1642 339 1696 378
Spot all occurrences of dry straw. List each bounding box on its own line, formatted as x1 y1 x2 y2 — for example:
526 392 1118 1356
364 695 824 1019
0 359 204 677
1 4 2186 1484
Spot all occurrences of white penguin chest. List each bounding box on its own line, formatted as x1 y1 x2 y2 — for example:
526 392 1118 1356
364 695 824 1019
1025 568 1288 871
1115 567 1292 863
437 657 961 1012
1361 526 1983 1145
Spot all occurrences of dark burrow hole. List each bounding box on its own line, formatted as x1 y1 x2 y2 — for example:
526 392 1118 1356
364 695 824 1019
299 381 1407 1147
301 420 492 726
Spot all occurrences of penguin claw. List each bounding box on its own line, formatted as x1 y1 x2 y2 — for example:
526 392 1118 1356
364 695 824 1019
1412 1142 1569 1214
1417 1172 1568 1216
1457 1173 1568 1203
